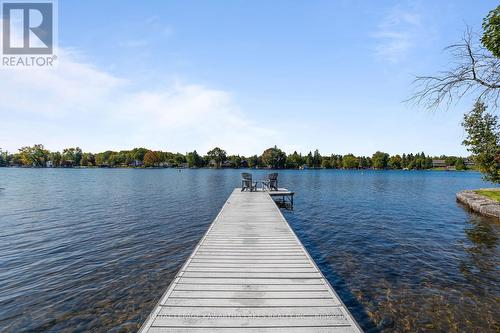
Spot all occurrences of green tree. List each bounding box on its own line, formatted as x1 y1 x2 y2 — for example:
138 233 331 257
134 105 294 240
206 147 227 168
247 155 259 168
372 151 389 169
105 152 116 166
186 150 203 167
482 5 500 57
95 150 113 166
455 158 466 171
228 155 242 168
401 154 408 169
173 153 186 166
305 152 313 168
444 156 458 166
261 146 286 169
286 151 303 169
462 102 500 183
10 153 21 166
358 156 369 169
388 155 402 169
312 149 322 168
116 151 129 166
81 153 95 166
330 154 342 169
131 148 148 162
18 144 49 167
321 156 331 168
94 153 103 166
62 147 83 166
50 151 62 167
0 149 7 167
342 154 359 169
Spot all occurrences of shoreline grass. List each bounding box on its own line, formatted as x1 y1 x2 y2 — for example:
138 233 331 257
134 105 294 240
475 189 500 202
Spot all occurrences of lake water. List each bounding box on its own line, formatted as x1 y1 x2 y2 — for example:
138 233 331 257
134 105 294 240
0 168 498 332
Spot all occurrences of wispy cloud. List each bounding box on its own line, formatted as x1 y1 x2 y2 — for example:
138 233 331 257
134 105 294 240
372 6 424 63
0 50 281 155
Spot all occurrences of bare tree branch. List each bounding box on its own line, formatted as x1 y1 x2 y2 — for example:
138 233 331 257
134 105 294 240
407 28 500 110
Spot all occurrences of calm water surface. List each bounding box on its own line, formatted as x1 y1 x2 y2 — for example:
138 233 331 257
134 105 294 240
0 168 498 332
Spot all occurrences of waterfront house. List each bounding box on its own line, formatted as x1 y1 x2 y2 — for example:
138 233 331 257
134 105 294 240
130 160 143 167
464 159 475 168
61 160 74 168
432 159 447 168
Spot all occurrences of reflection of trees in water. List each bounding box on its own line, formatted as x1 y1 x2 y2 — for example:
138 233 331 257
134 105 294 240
464 217 498 249
454 215 500 333
459 216 499 288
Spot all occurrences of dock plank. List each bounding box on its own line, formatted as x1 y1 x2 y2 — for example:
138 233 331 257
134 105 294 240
148 328 356 333
139 189 362 332
173 284 328 291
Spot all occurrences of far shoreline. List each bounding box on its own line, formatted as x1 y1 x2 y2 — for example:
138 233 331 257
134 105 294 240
0 165 481 172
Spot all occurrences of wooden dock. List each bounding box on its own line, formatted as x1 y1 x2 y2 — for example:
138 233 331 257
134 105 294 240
267 188 295 208
139 189 362 332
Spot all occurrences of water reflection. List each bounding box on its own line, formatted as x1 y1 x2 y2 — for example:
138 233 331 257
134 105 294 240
460 215 499 290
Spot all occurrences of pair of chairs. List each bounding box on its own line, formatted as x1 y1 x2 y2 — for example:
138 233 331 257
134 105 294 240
241 173 278 192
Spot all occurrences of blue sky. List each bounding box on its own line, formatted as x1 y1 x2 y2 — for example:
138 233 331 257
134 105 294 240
1 0 498 156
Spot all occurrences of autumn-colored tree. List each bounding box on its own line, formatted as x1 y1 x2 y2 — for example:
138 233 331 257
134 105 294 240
143 150 161 167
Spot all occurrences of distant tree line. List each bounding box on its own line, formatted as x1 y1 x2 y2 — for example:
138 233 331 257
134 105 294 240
0 144 473 171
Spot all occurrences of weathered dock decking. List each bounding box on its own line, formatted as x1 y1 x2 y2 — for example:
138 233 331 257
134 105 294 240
139 189 362 332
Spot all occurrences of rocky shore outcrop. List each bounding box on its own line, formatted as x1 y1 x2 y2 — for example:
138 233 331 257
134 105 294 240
456 189 500 219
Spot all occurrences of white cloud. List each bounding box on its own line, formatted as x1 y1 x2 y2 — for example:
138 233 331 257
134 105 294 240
372 6 424 63
0 50 281 155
